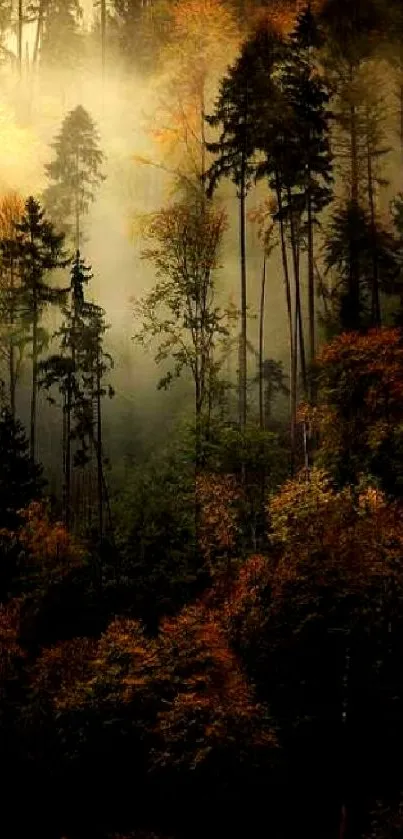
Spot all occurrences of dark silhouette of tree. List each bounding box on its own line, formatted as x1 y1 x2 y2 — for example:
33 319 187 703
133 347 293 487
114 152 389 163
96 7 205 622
0 391 44 530
0 192 27 418
205 28 279 430
43 105 105 250
39 252 113 534
14 197 67 461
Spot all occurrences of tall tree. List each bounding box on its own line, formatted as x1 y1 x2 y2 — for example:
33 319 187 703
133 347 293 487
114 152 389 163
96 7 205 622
285 3 333 372
0 192 26 418
0 398 44 530
133 194 229 463
29 0 83 72
14 197 66 460
206 27 280 430
43 105 105 250
40 252 113 534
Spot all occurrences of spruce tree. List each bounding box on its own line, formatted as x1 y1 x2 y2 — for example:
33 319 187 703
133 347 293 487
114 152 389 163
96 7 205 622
0 391 44 530
43 105 105 250
40 253 113 534
205 27 281 430
14 197 67 460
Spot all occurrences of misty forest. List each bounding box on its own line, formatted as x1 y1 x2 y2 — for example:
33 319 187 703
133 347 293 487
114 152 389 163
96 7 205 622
4 0 403 837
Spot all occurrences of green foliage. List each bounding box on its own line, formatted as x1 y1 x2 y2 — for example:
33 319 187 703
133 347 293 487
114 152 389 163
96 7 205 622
43 105 105 248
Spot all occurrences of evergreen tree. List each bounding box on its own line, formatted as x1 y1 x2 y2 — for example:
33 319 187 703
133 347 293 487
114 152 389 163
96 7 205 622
40 253 113 534
324 201 397 331
0 391 44 530
29 0 83 71
14 197 67 461
284 3 333 371
0 193 27 418
205 26 281 431
43 105 105 250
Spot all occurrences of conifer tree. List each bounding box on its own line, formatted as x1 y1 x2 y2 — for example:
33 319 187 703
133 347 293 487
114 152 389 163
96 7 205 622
30 0 83 71
43 105 105 250
40 253 113 534
0 387 44 530
0 193 26 418
205 27 280 430
14 197 67 460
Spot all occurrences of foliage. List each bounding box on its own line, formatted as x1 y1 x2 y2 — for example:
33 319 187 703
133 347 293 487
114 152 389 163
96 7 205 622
0 403 44 531
133 195 230 428
43 105 105 248
305 327 403 490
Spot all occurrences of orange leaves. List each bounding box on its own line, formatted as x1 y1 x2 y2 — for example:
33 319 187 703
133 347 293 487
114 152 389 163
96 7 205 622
311 328 403 482
155 604 277 770
196 472 242 568
17 501 84 577
30 637 97 712
0 598 24 695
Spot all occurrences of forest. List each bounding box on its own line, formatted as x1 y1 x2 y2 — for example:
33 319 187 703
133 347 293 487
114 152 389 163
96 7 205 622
2 0 403 837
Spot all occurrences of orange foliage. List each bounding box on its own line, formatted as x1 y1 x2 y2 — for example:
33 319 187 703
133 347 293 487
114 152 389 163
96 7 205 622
0 598 24 695
196 472 242 568
30 637 97 712
303 328 403 473
155 604 277 769
18 501 84 577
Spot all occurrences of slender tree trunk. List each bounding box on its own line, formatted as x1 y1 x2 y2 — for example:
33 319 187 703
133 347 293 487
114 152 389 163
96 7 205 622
276 176 295 471
239 178 247 431
101 0 106 86
349 85 360 329
8 262 16 419
30 295 38 460
259 254 266 430
307 183 315 369
366 109 381 326
33 1 45 67
18 0 23 77
96 348 103 539
287 187 307 397
65 376 72 529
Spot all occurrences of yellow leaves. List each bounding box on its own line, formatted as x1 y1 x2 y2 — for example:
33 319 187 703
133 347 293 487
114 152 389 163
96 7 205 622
0 190 24 240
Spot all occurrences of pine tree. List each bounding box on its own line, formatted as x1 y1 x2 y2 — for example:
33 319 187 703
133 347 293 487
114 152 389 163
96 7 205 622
0 391 44 530
29 0 83 71
284 3 333 372
0 193 27 418
43 105 105 250
14 197 67 461
205 27 280 431
39 252 113 534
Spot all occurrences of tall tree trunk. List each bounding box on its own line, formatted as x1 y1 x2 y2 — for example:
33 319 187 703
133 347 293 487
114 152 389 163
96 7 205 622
101 0 106 86
307 182 315 369
287 187 307 396
259 254 266 431
366 108 381 326
33 1 45 67
30 295 38 460
239 178 247 431
17 0 23 77
8 261 16 419
276 175 295 472
96 349 103 539
65 376 72 529
349 78 360 329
